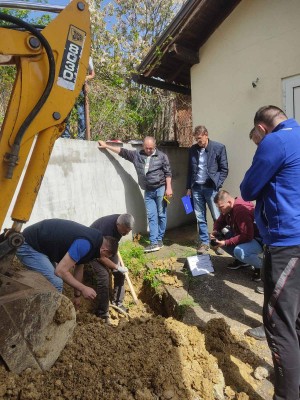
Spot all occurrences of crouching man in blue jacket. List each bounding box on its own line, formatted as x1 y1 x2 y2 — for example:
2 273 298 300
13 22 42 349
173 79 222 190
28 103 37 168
240 105 300 400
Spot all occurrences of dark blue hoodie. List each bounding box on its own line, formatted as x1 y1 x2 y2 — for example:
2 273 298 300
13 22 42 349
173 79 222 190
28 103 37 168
240 118 300 246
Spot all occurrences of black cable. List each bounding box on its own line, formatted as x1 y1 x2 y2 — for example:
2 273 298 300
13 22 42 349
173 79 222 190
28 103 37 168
0 12 55 177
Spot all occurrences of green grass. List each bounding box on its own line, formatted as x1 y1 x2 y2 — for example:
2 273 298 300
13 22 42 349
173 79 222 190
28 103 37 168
119 241 147 276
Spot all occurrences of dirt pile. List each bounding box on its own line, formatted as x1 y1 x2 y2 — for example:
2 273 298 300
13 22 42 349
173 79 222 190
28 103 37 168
0 260 271 400
1 306 225 400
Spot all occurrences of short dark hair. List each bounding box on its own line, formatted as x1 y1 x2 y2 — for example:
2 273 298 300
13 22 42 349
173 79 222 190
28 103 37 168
249 127 255 140
214 190 229 203
103 236 118 256
194 125 208 136
254 105 287 126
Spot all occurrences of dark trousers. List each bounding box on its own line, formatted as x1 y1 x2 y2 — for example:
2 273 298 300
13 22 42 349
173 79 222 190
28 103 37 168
263 245 300 400
90 256 125 317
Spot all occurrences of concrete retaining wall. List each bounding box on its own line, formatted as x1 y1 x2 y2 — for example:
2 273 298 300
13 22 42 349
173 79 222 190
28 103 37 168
4 139 195 236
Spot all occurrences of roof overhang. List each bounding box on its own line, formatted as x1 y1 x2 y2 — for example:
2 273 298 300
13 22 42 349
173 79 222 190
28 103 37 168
135 0 241 94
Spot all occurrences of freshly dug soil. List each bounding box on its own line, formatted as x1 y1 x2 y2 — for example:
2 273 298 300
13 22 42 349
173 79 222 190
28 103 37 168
0 265 270 400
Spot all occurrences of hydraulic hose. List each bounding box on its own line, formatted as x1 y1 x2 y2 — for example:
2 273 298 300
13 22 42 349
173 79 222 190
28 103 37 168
0 12 55 178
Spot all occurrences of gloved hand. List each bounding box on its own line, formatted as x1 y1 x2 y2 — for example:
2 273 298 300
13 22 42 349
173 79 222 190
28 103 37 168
117 265 128 274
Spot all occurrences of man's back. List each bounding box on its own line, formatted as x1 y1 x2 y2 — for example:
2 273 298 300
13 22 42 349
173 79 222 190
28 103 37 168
23 219 102 262
241 118 300 245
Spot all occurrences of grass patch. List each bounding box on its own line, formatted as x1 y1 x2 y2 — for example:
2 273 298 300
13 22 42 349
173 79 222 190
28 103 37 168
119 241 147 276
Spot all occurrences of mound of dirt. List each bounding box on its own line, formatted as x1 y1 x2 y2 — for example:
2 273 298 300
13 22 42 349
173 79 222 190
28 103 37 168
0 260 271 400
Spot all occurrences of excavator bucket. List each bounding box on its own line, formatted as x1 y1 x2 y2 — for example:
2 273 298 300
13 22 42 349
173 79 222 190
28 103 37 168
0 0 90 373
0 268 76 373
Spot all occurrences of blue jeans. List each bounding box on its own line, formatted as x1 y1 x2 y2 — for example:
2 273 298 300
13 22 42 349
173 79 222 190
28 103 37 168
192 184 220 245
61 89 86 140
224 239 263 268
16 242 63 292
144 185 167 244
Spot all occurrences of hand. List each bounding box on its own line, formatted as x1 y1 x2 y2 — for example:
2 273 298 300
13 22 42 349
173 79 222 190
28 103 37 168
98 140 107 149
165 188 173 197
186 189 192 197
73 296 81 310
117 265 128 274
81 285 97 300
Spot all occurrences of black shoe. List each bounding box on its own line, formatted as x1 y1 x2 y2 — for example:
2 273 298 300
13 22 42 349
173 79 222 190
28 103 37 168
226 260 251 270
144 244 159 253
214 247 225 255
245 325 266 340
256 286 264 294
98 316 111 325
157 241 164 249
252 268 261 282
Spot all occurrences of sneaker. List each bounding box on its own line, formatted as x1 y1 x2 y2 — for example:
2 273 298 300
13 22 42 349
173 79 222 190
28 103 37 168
226 259 251 270
256 286 264 294
252 268 261 282
157 241 164 249
144 244 160 253
197 243 210 254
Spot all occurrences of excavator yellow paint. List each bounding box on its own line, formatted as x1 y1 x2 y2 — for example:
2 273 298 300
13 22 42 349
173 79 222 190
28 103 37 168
0 0 90 373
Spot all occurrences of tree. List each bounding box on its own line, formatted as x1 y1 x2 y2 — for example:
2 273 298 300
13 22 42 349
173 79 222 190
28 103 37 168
86 0 186 141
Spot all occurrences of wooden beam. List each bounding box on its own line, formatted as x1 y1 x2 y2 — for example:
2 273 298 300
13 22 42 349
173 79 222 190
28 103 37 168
131 74 191 96
168 43 199 65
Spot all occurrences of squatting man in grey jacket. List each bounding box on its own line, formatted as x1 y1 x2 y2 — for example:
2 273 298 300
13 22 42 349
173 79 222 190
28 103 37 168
98 137 172 253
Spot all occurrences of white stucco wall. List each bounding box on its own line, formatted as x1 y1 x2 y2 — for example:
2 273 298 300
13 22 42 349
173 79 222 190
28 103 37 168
191 0 300 196
3 139 195 236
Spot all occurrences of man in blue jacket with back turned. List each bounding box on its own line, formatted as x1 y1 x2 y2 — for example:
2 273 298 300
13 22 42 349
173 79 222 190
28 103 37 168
240 105 300 400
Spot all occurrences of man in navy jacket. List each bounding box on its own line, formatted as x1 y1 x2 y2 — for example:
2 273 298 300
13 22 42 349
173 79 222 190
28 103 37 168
186 125 228 254
241 105 300 400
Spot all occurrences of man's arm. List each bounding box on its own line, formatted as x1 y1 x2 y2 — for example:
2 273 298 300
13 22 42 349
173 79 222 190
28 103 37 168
98 140 121 155
55 253 96 299
162 153 173 196
217 145 229 188
240 136 284 200
73 264 84 309
98 256 118 271
186 147 193 193
223 209 254 246
165 176 173 197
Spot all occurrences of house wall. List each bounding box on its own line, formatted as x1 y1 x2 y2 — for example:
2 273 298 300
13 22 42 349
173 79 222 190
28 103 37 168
191 0 300 197
3 139 195 237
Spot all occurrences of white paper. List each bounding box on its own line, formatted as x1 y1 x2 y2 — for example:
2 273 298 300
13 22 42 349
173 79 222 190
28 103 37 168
187 254 214 277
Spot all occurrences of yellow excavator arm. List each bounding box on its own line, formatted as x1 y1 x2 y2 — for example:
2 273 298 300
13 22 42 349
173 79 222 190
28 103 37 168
0 1 91 373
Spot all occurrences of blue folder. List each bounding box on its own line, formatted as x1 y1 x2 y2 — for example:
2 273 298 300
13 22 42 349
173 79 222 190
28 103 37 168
181 195 194 214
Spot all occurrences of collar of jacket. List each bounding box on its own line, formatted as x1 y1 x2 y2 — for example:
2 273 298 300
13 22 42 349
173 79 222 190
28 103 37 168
139 149 158 156
272 118 299 133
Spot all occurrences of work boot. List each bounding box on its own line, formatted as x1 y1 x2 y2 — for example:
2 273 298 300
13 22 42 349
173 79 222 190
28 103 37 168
197 243 210 254
245 325 266 340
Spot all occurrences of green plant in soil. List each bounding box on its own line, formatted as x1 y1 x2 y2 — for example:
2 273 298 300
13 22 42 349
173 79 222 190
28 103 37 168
119 241 147 276
143 267 170 291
